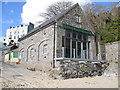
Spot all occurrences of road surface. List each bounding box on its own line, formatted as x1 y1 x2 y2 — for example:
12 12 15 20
1 61 47 88
0 61 118 88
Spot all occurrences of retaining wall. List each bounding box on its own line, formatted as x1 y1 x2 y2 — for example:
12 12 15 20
50 60 108 79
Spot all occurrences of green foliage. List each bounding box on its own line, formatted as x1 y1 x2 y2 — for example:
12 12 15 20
100 17 120 43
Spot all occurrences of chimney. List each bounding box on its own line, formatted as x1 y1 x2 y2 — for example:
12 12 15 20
10 26 12 29
28 22 34 33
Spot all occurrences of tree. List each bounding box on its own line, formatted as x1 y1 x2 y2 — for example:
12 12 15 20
100 17 120 43
82 2 119 43
83 3 105 14
40 1 73 20
8 40 14 46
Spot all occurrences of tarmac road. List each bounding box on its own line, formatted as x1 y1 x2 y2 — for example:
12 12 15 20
0 61 118 88
1 61 45 88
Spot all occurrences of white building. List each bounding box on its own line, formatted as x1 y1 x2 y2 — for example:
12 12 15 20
0 37 6 49
5 23 34 45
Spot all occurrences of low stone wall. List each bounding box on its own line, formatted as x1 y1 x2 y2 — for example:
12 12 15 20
50 60 108 79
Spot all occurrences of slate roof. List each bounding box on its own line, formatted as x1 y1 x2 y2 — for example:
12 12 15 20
18 3 79 41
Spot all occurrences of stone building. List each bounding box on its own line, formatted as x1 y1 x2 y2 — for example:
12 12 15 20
18 3 97 70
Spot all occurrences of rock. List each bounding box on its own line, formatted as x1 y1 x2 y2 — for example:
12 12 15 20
50 60 109 79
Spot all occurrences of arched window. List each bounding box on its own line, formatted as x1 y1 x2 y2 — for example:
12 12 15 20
30 48 35 58
43 44 48 54
21 50 25 59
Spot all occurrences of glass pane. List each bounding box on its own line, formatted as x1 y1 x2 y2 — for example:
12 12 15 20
66 32 70 37
77 42 81 58
62 36 64 47
83 35 87 41
43 44 47 54
83 42 86 50
66 38 70 48
72 40 76 58
83 42 87 59
72 32 76 39
78 34 82 40
66 48 70 58
65 38 70 58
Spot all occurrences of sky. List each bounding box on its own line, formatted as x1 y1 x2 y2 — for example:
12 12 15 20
2 2 26 37
1 0 119 37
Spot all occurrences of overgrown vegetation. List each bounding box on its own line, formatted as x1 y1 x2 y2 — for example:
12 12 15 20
100 17 120 43
83 2 119 43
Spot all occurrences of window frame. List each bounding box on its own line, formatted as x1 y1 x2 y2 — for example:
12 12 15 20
75 15 81 23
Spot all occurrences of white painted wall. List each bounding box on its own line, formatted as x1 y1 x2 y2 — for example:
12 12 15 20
6 25 28 45
0 37 6 49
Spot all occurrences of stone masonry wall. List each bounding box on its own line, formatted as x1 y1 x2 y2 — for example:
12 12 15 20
56 5 96 59
50 60 108 79
19 25 54 71
105 41 119 61
103 41 119 76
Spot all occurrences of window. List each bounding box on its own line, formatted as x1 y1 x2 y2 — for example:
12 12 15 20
65 38 70 58
23 34 25 37
21 51 25 59
83 42 87 59
30 48 35 58
14 31 16 34
62 36 64 47
43 44 48 54
78 34 82 40
83 35 88 41
75 15 81 23
66 32 70 37
78 42 81 58
72 32 76 39
10 32 12 35
62 31 89 59
9 37 12 39
14 36 16 39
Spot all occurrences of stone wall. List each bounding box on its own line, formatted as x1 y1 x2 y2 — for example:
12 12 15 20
19 4 97 71
50 60 108 79
103 41 119 76
56 5 96 59
19 25 54 71
105 41 119 61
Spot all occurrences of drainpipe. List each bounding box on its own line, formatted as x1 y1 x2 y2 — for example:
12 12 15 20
53 23 56 68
